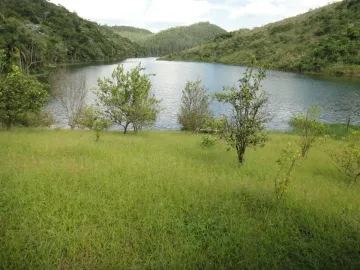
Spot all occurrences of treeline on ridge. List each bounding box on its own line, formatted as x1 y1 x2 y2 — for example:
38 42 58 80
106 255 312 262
112 22 227 57
161 0 360 75
0 0 147 73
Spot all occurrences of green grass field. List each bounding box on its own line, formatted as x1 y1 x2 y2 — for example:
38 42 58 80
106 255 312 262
1 129 359 269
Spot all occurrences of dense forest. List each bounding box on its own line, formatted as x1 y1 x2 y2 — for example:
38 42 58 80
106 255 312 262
0 0 146 73
114 22 227 57
161 0 360 76
110 26 153 43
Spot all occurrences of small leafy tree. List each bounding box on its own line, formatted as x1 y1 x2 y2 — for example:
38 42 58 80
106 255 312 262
332 132 360 186
76 105 112 142
95 64 161 134
289 104 326 157
215 65 270 167
0 65 48 129
275 143 300 200
178 80 211 132
200 135 217 148
49 69 87 129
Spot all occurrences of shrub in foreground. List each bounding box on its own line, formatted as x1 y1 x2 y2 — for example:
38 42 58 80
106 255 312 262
215 64 270 166
289 104 326 157
76 105 112 141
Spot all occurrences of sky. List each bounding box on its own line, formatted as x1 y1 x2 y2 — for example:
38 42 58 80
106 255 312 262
49 0 339 32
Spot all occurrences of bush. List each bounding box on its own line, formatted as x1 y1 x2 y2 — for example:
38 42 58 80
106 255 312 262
200 135 216 148
24 109 55 128
76 105 112 142
289 104 326 157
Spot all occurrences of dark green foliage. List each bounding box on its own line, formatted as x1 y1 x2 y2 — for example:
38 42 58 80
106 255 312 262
0 65 48 129
162 1 360 75
0 0 145 73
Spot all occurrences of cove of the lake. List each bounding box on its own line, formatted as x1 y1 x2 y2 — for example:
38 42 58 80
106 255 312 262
48 57 360 130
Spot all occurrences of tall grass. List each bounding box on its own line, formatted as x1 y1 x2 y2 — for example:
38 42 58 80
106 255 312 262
0 129 359 269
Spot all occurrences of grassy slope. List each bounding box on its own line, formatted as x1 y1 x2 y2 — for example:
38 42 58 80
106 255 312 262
0 129 359 269
161 1 360 76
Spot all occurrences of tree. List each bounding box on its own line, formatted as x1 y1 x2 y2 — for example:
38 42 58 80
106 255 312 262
49 69 87 129
0 65 48 129
95 64 161 134
215 65 270 166
289 104 326 157
178 80 212 132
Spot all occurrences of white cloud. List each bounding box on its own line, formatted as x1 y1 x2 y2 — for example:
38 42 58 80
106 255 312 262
49 0 341 30
49 0 148 21
144 0 212 24
225 0 340 19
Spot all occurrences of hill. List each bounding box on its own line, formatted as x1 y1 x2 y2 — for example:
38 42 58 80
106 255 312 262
0 0 146 73
110 26 153 43
0 129 359 268
161 1 360 76
114 22 227 57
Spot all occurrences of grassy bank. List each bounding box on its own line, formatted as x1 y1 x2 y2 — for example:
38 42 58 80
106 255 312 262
1 129 359 269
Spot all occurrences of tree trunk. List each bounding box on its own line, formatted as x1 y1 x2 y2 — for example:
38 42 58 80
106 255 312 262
124 122 130 134
6 119 12 130
346 117 351 131
236 144 246 167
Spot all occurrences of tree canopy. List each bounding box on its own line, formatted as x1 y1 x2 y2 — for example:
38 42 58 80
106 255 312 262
114 22 227 57
161 1 360 76
0 0 146 73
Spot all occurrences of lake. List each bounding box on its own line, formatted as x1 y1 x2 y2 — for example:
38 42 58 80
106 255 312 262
49 57 360 130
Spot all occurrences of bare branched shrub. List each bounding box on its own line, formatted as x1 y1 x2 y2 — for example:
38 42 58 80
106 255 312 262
50 69 87 129
178 80 211 133
275 143 300 200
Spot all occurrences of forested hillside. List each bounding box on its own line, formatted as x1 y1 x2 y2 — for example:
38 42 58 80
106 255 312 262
114 22 227 57
110 26 153 43
161 0 360 75
0 0 146 73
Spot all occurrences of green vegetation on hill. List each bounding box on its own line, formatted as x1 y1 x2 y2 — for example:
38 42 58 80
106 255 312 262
0 0 146 73
161 0 360 76
0 129 359 268
115 22 227 57
109 25 153 43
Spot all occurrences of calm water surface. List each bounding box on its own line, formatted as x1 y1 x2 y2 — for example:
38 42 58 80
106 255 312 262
50 57 360 130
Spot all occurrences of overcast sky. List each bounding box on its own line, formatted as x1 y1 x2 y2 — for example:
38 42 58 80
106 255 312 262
49 0 338 32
